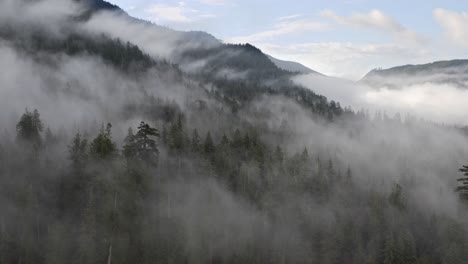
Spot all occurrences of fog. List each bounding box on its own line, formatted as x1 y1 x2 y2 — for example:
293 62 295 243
294 73 468 125
82 10 221 61
0 0 468 263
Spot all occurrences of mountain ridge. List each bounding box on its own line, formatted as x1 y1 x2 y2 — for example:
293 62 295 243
360 59 468 89
267 55 322 75
362 59 468 80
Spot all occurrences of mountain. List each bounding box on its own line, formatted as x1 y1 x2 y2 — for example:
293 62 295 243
81 0 320 78
267 55 322 75
78 0 121 11
361 59 468 88
1 1 468 264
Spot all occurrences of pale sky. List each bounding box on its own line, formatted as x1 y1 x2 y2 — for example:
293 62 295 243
108 0 468 80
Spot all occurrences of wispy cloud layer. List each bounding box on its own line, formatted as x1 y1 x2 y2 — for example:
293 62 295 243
226 18 327 43
260 42 430 79
434 8 468 48
144 2 215 24
198 0 229 5
321 9 427 45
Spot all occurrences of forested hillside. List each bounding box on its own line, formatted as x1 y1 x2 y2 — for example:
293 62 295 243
361 59 468 89
0 1 468 264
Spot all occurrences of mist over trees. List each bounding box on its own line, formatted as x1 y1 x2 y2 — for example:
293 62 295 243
0 0 468 264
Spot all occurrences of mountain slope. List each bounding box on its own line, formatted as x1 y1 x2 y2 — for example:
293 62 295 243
78 0 121 11
361 59 468 88
1 2 468 264
267 55 322 75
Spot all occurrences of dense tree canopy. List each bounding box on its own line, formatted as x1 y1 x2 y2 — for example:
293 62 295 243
1 108 467 264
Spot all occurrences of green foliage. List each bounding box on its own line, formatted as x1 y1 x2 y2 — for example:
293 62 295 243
203 131 215 156
389 183 406 211
16 109 43 146
123 121 160 167
190 129 201 153
456 165 468 200
69 133 88 173
2 108 468 264
168 115 186 154
89 123 117 160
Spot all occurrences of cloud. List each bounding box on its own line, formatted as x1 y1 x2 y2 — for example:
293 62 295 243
82 11 220 61
322 9 427 45
145 3 194 23
144 2 216 24
0 0 83 36
198 0 229 5
434 8 468 48
226 18 327 43
260 42 430 79
277 14 304 21
293 73 468 125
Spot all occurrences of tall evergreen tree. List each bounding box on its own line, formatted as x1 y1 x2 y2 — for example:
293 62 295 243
16 108 43 147
124 121 160 167
69 133 88 174
457 165 468 200
89 123 116 160
389 183 406 210
203 132 215 156
190 129 201 153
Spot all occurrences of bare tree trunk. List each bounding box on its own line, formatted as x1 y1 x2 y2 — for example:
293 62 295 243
167 193 171 219
107 191 117 264
107 244 112 264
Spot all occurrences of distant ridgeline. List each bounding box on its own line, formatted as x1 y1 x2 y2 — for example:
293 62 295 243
0 1 349 121
361 59 468 89
1 1 468 264
75 0 121 11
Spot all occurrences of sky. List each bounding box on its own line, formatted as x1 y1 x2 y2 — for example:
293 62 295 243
108 0 468 80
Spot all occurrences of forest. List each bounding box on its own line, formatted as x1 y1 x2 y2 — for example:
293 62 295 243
1 0 468 264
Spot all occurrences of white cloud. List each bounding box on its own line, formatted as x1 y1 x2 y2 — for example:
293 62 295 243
260 42 430 79
144 2 216 24
294 74 468 125
145 3 193 23
198 0 229 5
434 8 468 48
226 19 327 43
277 14 304 21
322 9 427 45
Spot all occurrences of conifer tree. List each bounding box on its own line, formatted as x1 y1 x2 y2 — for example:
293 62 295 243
89 123 117 160
456 165 468 200
16 108 43 147
124 122 159 167
203 132 215 156
190 129 201 153
69 133 88 174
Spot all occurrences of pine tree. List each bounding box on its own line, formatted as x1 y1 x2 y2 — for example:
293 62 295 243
455 165 468 200
274 146 284 164
301 148 309 162
169 116 185 154
203 132 215 156
232 129 243 149
326 159 336 186
191 129 201 153
69 133 88 173
456 165 468 200
124 122 160 167
389 183 406 210
16 108 43 147
89 123 117 160
220 134 229 147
